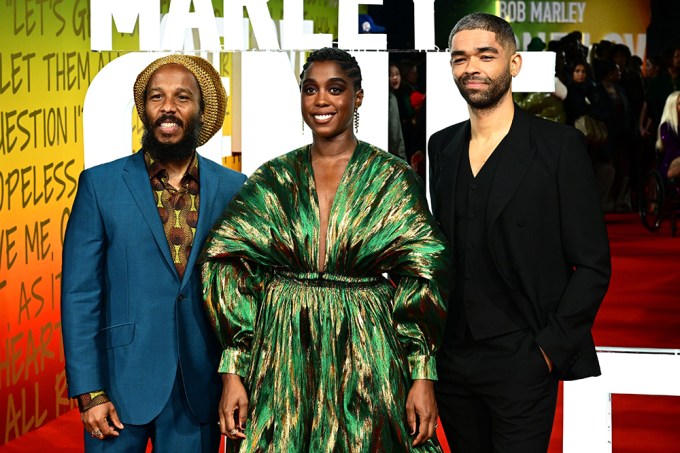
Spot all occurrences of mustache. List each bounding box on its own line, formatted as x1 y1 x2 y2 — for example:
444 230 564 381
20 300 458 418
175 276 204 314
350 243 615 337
460 75 491 84
153 115 184 128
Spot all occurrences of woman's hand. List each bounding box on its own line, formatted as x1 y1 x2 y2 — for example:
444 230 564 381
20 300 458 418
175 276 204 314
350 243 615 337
405 379 438 446
219 374 249 440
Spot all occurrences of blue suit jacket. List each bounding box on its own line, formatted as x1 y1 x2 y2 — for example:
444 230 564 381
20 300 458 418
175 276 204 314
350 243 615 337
61 150 246 424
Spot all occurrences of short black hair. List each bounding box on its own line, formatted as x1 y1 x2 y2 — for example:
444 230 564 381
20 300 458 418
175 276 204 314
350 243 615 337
448 12 517 53
300 47 362 91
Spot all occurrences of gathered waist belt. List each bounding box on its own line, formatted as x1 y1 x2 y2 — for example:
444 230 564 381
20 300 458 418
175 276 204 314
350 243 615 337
272 269 384 286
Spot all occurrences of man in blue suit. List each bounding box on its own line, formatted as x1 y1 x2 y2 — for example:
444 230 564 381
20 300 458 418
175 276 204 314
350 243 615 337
61 54 246 452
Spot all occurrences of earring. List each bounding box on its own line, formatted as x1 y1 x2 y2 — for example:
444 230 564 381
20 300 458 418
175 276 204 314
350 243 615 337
354 110 359 133
302 118 305 135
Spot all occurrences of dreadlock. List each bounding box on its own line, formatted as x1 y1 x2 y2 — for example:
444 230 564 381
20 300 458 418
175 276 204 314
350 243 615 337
300 47 362 91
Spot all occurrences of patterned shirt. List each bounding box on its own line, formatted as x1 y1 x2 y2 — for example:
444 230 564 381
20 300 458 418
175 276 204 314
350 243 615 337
144 150 200 280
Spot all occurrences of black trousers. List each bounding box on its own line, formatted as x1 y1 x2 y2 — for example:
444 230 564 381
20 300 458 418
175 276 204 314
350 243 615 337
435 328 559 453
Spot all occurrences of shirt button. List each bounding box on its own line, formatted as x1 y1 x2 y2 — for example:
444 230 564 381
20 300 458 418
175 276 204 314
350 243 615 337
468 213 475 220
470 183 479 190
466 243 474 251
465 272 472 279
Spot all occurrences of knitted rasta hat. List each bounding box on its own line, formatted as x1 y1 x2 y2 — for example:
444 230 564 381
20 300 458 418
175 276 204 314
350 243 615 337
133 54 227 147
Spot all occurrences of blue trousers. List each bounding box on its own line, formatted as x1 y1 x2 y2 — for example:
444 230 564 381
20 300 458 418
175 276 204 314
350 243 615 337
83 371 220 453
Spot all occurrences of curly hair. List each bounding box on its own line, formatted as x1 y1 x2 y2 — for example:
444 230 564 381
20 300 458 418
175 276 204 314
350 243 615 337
299 47 362 91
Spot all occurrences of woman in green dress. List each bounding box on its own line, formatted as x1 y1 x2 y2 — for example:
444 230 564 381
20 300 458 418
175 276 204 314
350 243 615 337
201 48 450 452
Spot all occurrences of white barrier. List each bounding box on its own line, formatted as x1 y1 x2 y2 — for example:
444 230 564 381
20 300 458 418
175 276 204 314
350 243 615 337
563 347 680 453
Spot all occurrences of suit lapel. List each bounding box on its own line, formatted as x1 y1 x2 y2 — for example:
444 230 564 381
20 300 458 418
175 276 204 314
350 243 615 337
181 154 217 290
487 105 535 228
122 151 179 282
438 121 470 231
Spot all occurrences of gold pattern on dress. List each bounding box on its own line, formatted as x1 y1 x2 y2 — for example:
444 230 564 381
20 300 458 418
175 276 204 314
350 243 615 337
202 142 449 452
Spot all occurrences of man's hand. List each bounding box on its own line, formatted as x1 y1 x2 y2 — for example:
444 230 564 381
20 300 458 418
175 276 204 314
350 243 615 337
219 374 248 440
81 402 124 440
405 379 438 446
539 347 554 373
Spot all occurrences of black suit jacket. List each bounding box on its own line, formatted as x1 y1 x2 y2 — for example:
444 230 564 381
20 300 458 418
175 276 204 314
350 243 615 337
428 105 611 380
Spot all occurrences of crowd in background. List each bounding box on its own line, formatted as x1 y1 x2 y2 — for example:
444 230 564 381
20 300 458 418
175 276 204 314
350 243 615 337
515 32 680 212
388 54 428 182
385 32 680 212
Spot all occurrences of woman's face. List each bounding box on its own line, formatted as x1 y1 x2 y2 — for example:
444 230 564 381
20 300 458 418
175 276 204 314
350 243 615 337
389 65 401 90
300 60 363 140
573 64 587 83
645 60 659 78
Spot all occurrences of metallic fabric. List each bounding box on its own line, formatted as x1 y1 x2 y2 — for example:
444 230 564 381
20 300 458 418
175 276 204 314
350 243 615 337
202 142 449 452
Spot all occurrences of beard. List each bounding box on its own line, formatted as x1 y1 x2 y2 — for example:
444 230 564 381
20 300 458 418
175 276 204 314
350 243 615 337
454 67 512 111
142 113 202 163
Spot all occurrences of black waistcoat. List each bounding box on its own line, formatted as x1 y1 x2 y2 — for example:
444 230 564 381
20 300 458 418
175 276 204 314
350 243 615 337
447 139 527 342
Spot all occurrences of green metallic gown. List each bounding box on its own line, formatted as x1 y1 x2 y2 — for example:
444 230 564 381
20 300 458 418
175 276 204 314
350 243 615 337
201 142 449 452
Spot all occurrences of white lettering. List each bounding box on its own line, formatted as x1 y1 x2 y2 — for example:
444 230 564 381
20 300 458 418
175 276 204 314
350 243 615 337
413 0 436 49
499 1 526 23
552 2 561 22
90 0 160 51
338 0 386 50
280 0 332 49
572 2 586 23
603 32 647 58
530 2 542 22
161 0 220 51
529 1 586 24
222 0 279 50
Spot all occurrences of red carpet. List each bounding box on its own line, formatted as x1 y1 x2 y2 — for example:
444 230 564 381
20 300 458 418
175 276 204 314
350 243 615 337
2 213 678 453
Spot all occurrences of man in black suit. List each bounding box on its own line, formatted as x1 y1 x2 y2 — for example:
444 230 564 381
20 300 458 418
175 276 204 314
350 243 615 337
428 13 611 453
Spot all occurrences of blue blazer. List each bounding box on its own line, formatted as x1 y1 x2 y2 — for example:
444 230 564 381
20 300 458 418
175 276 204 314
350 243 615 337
61 150 246 425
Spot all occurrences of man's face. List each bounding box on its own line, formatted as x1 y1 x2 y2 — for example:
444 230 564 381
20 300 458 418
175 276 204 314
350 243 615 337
144 64 202 146
143 64 203 161
449 29 519 111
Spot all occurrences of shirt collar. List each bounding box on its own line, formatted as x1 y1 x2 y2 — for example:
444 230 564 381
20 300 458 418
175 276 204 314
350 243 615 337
143 150 200 183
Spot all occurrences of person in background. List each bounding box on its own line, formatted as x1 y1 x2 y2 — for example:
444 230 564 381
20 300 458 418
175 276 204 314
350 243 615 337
389 63 408 160
397 59 426 162
592 58 637 211
429 13 611 453
61 54 246 452
644 55 669 132
642 55 671 173
665 46 680 90
656 91 680 179
202 47 449 452
564 60 599 126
